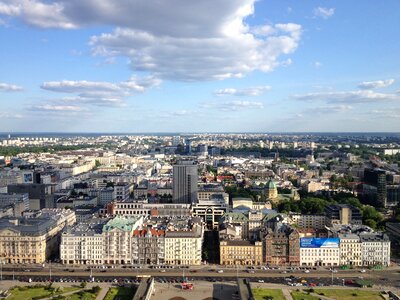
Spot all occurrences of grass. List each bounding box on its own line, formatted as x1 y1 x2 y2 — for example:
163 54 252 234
104 287 135 300
252 288 286 300
291 290 321 300
7 285 78 300
313 289 384 300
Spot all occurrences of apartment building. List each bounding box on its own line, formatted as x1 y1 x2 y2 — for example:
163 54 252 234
0 208 75 264
338 233 362 267
288 213 326 230
360 233 391 267
220 240 263 266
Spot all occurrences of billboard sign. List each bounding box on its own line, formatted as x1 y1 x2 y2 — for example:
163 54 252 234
300 238 339 248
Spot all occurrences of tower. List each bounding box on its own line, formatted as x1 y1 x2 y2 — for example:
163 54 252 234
173 161 198 204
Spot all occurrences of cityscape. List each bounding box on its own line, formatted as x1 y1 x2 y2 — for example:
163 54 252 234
1 0 400 300
0 133 400 299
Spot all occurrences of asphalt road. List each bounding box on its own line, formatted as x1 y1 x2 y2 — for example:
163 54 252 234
1 266 400 288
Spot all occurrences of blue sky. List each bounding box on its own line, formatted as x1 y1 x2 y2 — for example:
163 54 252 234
0 0 399 133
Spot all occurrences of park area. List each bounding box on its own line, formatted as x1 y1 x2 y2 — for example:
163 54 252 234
7 285 79 300
313 289 385 300
252 288 286 300
104 286 136 300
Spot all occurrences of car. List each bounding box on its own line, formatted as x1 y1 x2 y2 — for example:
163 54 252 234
360 269 366 273
258 279 264 283
304 270 310 273
281 271 287 274
332 269 338 273
248 270 255 273
217 270 224 273
159 269 166 273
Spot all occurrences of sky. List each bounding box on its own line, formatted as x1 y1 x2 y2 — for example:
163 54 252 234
0 0 399 133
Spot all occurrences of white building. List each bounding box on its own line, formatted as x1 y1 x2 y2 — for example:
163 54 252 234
300 238 340 267
360 233 391 267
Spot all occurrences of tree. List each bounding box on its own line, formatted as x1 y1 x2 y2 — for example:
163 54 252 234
364 219 377 229
80 282 87 289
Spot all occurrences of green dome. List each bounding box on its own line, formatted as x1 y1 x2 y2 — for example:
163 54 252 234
267 179 277 189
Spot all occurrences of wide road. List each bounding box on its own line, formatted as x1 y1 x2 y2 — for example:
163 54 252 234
2 266 400 285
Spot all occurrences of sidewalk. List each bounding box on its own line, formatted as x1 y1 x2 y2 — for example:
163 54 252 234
282 289 293 300
95 286 110 300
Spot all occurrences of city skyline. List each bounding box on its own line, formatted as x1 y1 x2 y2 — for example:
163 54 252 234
0 0 399 132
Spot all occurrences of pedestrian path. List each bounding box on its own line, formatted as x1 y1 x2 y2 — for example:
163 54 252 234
282 289 293 300
95 286 109 300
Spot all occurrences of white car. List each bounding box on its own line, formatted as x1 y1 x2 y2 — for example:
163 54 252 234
258 280 264 283
304 270 310 273
360 269 366 273
160 269 166 273
217 270 224 273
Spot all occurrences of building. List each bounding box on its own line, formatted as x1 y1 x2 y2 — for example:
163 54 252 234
192 195 229 229
288 213 326 230
132 228 165 265
325 204 362 226
262 225 300 266
300 238 340 267
114 183 131 201
104 200 191 217
8 183 55 210
0 209 75 264
265 179 278 200
164 217 203 265
338 233 362 267
360 233 391 267
173 161 198 204
60 220 106 265
220 240 263 266
197 184 229 203
103 216 144 265
364 168 387 207
0 193 29 216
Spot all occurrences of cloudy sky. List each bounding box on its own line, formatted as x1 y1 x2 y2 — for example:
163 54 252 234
0 0 399 133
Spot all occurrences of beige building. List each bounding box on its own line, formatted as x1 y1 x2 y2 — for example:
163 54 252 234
0 209 75 264
288 213 326 230
338 234 362 267
220 240 263 266
164 219 203 265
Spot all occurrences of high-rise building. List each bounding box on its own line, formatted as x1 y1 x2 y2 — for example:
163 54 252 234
173 161 198 204
364 168 387 207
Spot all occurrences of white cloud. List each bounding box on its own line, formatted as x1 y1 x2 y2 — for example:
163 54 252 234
28 104 84 112
0 82 23 92
202 100 264 111
370 109 400 119
0 112 23 118
358 79 395 90
214 86 271 97
40 76 160 107
313 7 335 19
314 61 322 68
294 90 400 103
307 105 353 114
0 0 302 81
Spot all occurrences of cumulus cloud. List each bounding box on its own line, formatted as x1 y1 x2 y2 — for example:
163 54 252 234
358 79 395 90
314 61 322 68
0 0 302 81
214 86 271 97
293 90 400 104
313 7 335 19
40 76 160 107
0 82 23 92
202 100 264 111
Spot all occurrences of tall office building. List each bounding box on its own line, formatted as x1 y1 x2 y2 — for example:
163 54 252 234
173 161 198 204
364 168 387 207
